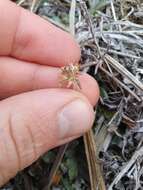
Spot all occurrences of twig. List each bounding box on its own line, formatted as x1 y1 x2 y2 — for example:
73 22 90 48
101 47 142 59
80 61 141 101
108 145 143 190
101 66 141 101
79 0 102 57
42 143 69 190
105 54 143 91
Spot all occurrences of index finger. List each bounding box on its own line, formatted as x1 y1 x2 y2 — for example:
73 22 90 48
0 0 80 66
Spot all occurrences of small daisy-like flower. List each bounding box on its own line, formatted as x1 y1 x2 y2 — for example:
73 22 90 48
60 64 81 89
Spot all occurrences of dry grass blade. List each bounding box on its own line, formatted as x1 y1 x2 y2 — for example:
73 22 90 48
17 0 25 6
30 0 36 12
69 0 76 36
30 0 40 12
84 129 106 190
110 0 117 22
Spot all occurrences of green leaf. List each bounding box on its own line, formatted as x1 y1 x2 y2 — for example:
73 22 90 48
66 158 78 181
42 151 55 164
89 0 109 14
62 177 73 190
100 87 109 99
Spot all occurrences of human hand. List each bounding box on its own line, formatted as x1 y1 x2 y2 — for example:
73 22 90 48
0 0 99 186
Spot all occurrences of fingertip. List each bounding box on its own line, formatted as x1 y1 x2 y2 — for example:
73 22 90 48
50 31 81 66
68 36 81 65
78 73 100 106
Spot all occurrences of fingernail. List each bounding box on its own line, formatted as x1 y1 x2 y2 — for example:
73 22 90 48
58 99 94 139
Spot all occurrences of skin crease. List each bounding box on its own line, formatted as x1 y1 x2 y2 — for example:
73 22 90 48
0 0 100 187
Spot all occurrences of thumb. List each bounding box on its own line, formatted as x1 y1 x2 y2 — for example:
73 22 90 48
0 89 96 186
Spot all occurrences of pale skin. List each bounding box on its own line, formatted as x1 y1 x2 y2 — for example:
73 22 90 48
0 0 99 186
